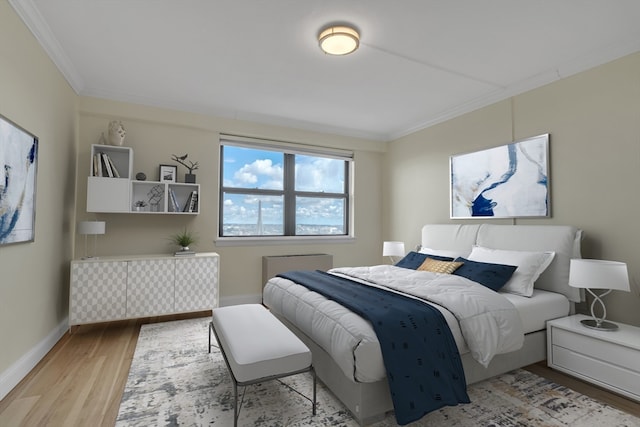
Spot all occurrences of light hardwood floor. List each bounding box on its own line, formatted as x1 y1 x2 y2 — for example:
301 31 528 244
1 314 639 426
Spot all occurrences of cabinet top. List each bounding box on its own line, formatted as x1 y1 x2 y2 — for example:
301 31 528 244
73 252 219 262
549 314 640 350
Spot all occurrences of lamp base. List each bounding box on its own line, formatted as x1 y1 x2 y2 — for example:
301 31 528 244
580 318 619 331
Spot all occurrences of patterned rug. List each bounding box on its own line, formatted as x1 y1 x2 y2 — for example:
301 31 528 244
116 317 640 426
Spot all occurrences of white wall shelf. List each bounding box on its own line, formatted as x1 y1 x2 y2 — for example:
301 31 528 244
86 144 199 214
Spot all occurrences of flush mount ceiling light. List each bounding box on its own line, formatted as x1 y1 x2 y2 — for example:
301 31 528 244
318 25 360 55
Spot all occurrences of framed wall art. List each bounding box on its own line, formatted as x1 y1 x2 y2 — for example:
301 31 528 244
450 133 550 219
0 114 39 245
159 164 177 183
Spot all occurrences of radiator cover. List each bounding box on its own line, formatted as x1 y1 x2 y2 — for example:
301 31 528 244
262 254 333 285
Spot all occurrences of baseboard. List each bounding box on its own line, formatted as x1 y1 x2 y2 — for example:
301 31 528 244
219 293 262 307
0 317 68 401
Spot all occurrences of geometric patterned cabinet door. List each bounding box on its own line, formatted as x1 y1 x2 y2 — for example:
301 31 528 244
70 260 127 325
69 253 219 327
175 255 219 312
127 259 175 317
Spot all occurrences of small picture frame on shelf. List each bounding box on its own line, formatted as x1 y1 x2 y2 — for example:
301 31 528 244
159 164 177 183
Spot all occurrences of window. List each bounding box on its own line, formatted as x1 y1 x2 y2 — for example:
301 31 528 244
219 136 352 239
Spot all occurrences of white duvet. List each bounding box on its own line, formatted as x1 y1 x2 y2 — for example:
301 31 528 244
263 265 524 382
331 265 524 367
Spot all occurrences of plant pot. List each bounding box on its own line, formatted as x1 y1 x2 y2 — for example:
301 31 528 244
185 173 196 183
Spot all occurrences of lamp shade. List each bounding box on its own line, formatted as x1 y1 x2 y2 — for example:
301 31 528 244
78 221 106 235
569 259 630 291
383 241 405 257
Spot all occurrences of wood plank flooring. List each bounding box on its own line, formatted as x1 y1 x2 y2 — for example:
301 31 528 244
1 314 639 426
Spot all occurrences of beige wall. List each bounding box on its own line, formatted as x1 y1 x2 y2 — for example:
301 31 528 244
386 53 640 326
0 3 77 378
76 97 385 302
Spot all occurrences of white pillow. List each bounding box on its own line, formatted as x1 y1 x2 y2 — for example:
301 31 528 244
467 246 555 297
419 247 467 259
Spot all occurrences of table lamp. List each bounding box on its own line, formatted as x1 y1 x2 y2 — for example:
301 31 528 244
383 241 405 264
78 221 106 259
568 258 630 331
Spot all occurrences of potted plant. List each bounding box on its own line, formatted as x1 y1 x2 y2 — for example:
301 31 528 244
134 200 148 211
170 228 197 252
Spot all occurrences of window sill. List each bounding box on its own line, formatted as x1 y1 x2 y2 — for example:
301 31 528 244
214 235 355 247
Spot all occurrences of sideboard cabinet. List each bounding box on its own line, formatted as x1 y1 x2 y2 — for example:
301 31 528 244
70 253 219 326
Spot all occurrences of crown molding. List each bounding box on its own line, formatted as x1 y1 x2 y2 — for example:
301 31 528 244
9 0 84 93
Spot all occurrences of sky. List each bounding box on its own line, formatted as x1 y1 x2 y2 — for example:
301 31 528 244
222 146 346 225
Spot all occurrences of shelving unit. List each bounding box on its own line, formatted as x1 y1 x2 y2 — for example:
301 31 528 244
86 144 199 214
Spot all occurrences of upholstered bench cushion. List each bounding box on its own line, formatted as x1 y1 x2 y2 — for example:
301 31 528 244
211 304 311 383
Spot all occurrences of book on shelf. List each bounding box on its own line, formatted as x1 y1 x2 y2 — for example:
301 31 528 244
93 154 101 176
169 189 179 212
183 190 198 213
107 156 120 178
92 152 121 178
101 153 114 177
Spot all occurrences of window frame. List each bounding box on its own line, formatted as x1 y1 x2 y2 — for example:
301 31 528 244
217 136 354 244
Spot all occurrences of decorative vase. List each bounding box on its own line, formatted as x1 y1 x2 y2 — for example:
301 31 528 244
108 120 126 146
180 246 190 252
185 173 196 183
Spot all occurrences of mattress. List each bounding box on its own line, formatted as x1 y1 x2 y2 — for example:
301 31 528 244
263 275 569 384
502 288 570 333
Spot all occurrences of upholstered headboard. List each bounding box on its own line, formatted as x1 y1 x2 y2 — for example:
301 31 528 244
421 224 583 302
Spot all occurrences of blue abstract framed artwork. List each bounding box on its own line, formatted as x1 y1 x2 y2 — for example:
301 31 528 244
450 134 550 219
0 114 39 245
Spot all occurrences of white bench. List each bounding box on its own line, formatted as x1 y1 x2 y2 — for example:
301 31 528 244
209 304 315 426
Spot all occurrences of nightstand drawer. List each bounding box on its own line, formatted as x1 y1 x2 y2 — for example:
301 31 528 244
552 328 640 372
552 345 640 398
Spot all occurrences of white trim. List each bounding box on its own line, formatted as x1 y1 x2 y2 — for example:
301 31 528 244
214 235 355 247
0 317 68 400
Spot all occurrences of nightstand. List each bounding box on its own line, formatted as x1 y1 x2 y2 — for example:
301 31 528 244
547 314 640 402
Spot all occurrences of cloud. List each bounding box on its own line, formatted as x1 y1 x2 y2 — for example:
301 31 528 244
231 159 283 189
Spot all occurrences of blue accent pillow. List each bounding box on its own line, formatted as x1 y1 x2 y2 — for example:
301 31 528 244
395 251 454 270
452 257 517 291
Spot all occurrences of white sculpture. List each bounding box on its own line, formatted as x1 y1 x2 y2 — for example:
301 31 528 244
108 121 126 146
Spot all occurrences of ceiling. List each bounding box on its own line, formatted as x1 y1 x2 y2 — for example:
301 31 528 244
10 1 640 142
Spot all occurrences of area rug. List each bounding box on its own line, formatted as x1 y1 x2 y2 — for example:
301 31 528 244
116 317 640 426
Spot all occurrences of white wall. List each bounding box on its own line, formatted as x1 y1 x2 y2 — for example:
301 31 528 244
0 3 77 396
386 53 640 326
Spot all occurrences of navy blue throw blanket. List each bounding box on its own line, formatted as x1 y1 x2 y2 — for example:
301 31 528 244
278 270 470 425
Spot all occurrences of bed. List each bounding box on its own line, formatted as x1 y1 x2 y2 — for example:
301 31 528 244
262 224 583 425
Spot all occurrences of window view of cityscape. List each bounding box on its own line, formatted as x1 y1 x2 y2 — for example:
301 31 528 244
221 145 347 236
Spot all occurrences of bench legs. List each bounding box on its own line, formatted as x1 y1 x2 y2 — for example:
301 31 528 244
208 321 218 352
229 367 316 426
209 321 316 426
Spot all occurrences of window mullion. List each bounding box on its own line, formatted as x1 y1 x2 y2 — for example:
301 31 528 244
283 154 296 235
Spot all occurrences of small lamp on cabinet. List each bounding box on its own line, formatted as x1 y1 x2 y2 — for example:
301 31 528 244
383 241 405 264
568 258 630 331
78 221 106 259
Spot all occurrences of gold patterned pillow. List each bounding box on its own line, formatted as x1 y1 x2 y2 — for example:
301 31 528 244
417 258 464 274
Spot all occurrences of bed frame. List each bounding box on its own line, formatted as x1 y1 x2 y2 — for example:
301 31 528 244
270 224 583 425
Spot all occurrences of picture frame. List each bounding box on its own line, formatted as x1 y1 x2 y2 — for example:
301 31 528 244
0 114 39 245
450 133 550 219
159 164 177 183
